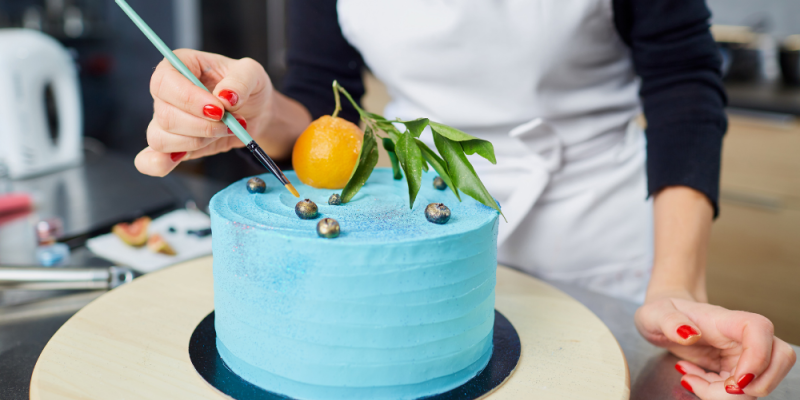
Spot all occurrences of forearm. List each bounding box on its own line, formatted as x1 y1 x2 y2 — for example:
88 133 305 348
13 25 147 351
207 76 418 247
646 186 714 303
256 91 313 161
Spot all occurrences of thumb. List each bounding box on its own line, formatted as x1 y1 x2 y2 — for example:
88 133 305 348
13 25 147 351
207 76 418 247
636 299 702 346
134 146 185 177
212 57 270 112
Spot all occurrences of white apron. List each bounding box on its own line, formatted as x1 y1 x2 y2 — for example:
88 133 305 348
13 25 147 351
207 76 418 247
338 0 654 303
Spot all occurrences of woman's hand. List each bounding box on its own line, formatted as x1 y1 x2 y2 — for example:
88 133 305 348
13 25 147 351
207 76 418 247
135 49 274 177
636 295 797 398
644 187 796 397
136 49 311 177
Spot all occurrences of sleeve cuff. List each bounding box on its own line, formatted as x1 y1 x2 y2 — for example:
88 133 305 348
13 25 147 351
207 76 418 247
645 121 726 217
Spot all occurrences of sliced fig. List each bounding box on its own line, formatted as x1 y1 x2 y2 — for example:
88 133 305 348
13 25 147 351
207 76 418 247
147 233 176 256
112 216 151 247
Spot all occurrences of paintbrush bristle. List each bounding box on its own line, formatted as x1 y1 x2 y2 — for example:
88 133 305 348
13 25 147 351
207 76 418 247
286 183 300 198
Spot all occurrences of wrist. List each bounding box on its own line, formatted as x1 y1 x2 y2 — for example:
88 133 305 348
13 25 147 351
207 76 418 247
650 186 713 305
252 90 309 161
646 262 708 304
645 286 697 304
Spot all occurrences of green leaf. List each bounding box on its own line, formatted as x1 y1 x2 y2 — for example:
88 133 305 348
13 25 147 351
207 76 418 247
429 122 497 164
433 132 504 218
400 118 429 138
365 112 388 122
394 130 425 208
329 81 500 215
341 127 379 203
414 139 461 201
373 120 401 141
460 140 497 164
428 121 479 141
381 137 395 151
381 138 403 180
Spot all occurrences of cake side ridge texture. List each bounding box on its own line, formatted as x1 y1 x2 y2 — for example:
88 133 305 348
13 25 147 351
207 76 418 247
210 168 500 399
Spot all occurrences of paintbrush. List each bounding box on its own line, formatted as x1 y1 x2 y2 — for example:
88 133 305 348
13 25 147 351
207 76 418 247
115 0 299 198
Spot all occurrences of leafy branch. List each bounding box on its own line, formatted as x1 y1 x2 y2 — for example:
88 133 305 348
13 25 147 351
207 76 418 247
332 81 503 219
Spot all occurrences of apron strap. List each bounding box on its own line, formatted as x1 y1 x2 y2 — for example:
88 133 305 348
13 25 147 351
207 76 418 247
496 118 563 246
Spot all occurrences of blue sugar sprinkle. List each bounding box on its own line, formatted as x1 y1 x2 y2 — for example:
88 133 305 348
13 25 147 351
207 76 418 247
211 169 498 244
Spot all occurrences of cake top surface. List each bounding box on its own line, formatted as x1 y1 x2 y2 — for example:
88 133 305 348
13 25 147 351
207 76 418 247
210 168 499 244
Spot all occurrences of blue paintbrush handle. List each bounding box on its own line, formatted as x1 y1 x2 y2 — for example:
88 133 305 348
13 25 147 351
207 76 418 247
115 0 253 145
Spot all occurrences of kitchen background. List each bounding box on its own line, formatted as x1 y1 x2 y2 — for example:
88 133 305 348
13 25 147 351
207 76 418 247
0 0 798 356
709 0 800 38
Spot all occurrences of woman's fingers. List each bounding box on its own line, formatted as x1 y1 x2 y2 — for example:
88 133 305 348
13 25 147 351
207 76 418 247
184 136 243 159
153 98 231 138
135 139 238 177
143 49 271 176
737 338 797 397
676 361 722 382
150 58 226 122
212 57 269 112
667 299 796 397
145 107 248 158
681 374 757 400
134 147 186 177
146 120 220 153
674 305 779 395
717 312 775 394
635 298 702 346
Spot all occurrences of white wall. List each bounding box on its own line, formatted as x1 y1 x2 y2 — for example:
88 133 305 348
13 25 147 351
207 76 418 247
707 0 800 39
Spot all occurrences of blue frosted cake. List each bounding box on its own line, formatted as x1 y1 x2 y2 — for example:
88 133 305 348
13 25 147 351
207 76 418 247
209 168 500 399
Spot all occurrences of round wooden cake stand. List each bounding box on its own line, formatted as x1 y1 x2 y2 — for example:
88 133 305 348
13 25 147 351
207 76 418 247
30 257 630 400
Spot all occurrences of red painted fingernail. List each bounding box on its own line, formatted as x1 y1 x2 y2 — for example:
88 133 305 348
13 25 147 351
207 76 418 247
674 364 686 375
218 90 238 106
203 105 223 120
726 385 745 394
228 118 247 135
677 325 699 339
737 373 755 389
170 152 186 162
681 380 693 393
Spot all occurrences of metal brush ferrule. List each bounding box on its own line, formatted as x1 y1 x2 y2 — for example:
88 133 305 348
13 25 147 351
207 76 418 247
246 141 289 186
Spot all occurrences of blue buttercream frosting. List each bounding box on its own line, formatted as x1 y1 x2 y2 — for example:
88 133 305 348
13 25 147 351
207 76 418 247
210 168 499 399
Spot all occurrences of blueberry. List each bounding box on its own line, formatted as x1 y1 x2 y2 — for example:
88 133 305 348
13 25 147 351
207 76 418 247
425 203 451 224
317 218 341 238
295 199 319 219
328 193 342 205
247 177 267 193
433 176 447 190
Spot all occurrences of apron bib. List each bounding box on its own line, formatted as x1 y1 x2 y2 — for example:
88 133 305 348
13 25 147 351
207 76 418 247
338 0 653 302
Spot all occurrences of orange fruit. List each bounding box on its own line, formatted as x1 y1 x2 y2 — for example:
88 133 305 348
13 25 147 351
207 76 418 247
292 116 364 189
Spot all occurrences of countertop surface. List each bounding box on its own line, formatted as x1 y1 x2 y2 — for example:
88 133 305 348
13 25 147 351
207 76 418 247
726 80 800 116
1 153 798 400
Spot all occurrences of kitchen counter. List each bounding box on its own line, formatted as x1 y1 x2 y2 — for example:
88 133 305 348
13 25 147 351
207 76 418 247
726 80 800 116
1 153 798 399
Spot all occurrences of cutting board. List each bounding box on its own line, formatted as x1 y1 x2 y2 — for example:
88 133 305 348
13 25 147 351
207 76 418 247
30 257 630 399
